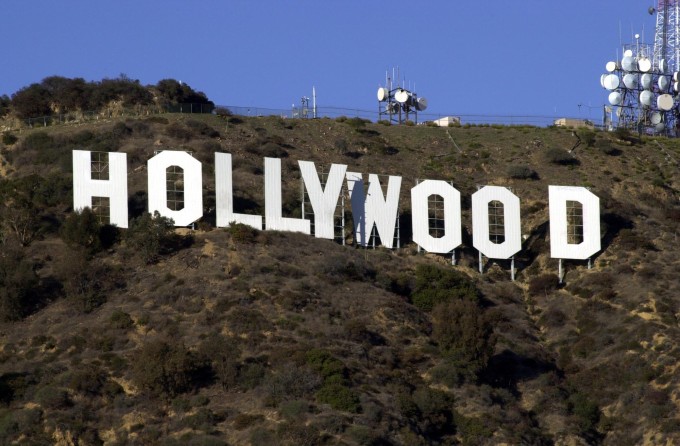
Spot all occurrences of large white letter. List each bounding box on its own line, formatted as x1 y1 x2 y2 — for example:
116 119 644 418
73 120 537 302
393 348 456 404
73 150 129 228
148 151 203 227
411 180 461 253
346 172 401 248
471 186 522 259
215 152 262 229
549 186 601 259
265 157 310 234
299 160 347 239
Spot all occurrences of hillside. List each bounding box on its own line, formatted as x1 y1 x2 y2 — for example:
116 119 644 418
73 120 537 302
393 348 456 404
1 113 680 445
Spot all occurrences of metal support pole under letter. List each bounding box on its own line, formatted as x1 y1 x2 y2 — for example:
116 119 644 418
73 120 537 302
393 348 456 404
558 259 564 284
511 257 515 281
478 251 483 274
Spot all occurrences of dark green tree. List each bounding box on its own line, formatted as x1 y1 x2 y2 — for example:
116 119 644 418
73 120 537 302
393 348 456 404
411 264 479 311
432 299 496 383
131 340 204 398
11 84 52 119
125 211 175 263
60 207 103 253
0 245 38 321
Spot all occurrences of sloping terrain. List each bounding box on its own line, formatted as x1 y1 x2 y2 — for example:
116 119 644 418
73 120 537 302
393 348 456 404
1 113 680 445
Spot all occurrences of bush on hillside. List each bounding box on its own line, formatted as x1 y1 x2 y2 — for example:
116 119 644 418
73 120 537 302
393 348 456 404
544 147 578 165
131 340 206 398
60 207 104 253
506 164 538 180
528 273 560 296
124 211 176 264
411 264 479 311
0 247 39 322
431 299 496 383
1 132 17 146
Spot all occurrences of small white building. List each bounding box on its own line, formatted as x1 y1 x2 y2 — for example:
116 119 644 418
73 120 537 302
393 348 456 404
432 116 461 127
553 118 593 129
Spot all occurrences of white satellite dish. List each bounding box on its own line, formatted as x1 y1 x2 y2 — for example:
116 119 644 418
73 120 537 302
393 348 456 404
658 76 670 92
603 74 620 90
394 89 410 103
608 91 622 105
622 56 636 71
624 49 634 57
641 73 653 89
675 81 680 92
659 59 668 73
606 61 617 72
640 90 654 107
674 72 680 81
415 97 428 111
651 112 662 124
656 123 666 132
638 57 652 72
377 87 390 102
623 73 638 89
600 74 608 88
658 94 674 110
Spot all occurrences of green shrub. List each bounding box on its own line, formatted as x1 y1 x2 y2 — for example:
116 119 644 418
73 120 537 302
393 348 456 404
315 382 361 413
568 392 601 433
411 264 479 311
35 386 70 409
1 133 17 146
577 128 596 146
125 211 176 263
109 310 134 329
232 413 264 430
279 400 309 420
198 333 241 390
60 207 103 253
131 340 205 398
507 164 538 180
431 299 496 382
68 364 106 395
225 222 258 243
528 273 560 296
215 107 232 117
306 349 345 379
544 147 578 165
0 247 38 322
185 119 219 138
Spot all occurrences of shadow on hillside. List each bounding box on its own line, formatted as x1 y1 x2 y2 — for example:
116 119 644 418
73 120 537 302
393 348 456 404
27 276 62 319
598 212 634 255
481 349 557 396
515 221 550 273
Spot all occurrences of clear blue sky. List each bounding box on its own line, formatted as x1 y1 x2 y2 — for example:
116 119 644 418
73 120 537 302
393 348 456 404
1 1 657 122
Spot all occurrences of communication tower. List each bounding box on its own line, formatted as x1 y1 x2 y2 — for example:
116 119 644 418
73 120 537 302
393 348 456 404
377 68 427 124
600 2 680 135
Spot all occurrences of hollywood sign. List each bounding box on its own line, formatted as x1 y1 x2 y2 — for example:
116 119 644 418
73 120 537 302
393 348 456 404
72 150 601 261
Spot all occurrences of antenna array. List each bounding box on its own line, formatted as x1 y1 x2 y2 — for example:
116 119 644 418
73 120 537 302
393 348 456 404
376 68 427 125
600 2 680 135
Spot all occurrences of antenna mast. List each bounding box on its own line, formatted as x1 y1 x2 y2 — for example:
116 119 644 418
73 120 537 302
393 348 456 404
653 0 680 72
599 1 680 136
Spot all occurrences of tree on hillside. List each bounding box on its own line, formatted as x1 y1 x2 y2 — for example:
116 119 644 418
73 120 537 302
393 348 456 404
11 83 52 119
89 75 153 108
40 76 91 113
0 244 38 322
155 79 214 107
0 95 10 118
432 299 497 383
